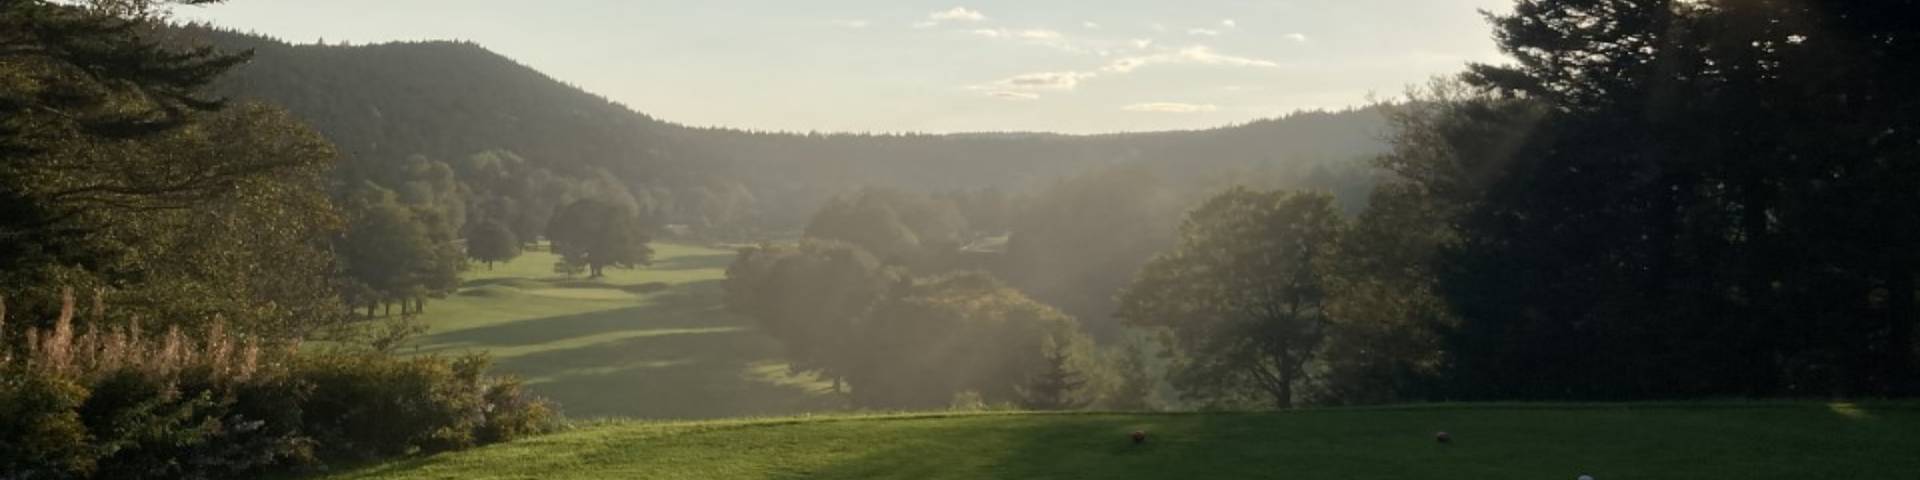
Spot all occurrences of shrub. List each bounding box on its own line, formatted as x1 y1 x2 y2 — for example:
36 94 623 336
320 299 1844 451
296 353 484 459
0 289 558 479
0 372 92 478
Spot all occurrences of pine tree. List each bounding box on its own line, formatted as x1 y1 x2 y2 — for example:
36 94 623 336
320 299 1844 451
1018 336 1089 411
1106 341 1159 411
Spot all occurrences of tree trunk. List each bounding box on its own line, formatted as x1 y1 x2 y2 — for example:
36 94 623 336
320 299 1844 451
416 296 427 314
384 302 392 317
1275 364 1295 410
590 263 604 278
1891 264 1916 394
832 376 843 394
1275 382 1293 410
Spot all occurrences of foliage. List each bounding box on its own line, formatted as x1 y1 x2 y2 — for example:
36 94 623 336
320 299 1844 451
184 25 1389 236
848 272 1090 409
0 372 92 477
0 291 556 480
1015 336 1090 411
338 183 462 317
803 188 969 271
547 199 654 278
465 219 521 269
1102 340 1161 411
292 353 550 461
724 240 900 389
1372 0 1920 399
1306 180 1460 405
725 242 1099 410
1 1 347 337
1118 188 1346 409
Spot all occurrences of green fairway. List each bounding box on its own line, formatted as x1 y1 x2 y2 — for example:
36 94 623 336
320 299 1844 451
405 243 842 419
323 403 1920 479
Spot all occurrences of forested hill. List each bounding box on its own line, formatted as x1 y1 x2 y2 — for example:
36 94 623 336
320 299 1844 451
184 26 1388 231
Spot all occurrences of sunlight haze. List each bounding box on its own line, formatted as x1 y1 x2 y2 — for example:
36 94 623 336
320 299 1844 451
181 0 1512 133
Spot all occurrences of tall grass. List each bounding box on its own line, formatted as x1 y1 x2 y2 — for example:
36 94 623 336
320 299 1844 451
1 288 274 383
0 288 557 480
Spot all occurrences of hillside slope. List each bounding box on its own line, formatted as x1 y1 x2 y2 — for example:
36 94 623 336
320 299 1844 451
181 27 1388 228
325 404 1920 479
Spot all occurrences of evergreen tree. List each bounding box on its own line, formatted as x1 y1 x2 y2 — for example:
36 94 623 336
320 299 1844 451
0 0 347 335
1373 0 1920 398
1017 336 1090 411
1105 340 1160 411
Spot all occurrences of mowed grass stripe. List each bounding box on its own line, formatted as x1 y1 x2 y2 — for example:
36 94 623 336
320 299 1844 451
404 243 840 420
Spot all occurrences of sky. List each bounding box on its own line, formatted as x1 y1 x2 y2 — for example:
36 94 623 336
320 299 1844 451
180 0 1515 134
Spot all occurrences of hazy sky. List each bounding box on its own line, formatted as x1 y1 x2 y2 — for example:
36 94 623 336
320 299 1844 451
181 1 1514 134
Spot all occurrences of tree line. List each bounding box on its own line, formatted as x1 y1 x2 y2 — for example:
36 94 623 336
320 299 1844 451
2 3 554 479
728 0 1920 410
1126 0 1920 407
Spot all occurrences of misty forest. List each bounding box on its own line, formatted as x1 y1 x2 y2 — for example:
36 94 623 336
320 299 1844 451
3 0 1919 479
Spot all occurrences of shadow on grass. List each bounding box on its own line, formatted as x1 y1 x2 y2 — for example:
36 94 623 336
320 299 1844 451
415 279 842 419
622 282 672 294
755 415 1217 480
461 277 550 289
771 406 1920 479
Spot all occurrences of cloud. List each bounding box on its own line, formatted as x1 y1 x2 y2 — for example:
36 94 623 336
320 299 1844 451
1083 21 1100 29
1176 46 1282 67
913 20 938 28
992 71 1094 91
1284 33 1309 42
1149 23 1168 33
1131 38 1154 49
1123 102 1221 113
1222 19 1238 28
972 45 1280 95
831 19 870 29
930 7 986 22
1018 29 1062 40
1188 28 1221 37
1101 46 1282 74
970 28 1063 40
987 91 1041 100
968 28 1078 52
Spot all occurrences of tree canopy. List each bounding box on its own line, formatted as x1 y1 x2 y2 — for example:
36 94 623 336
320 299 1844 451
1118 188 1345 408
1 0 345 335
547 199 654 278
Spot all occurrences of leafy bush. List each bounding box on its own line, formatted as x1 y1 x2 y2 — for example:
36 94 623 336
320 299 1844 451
0 373 92 478
0 290 558 479
294 353 557 460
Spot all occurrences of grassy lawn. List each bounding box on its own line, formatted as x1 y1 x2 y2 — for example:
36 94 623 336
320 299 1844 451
365 249 1920 479
402 243 842 419
323 403 1920 479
